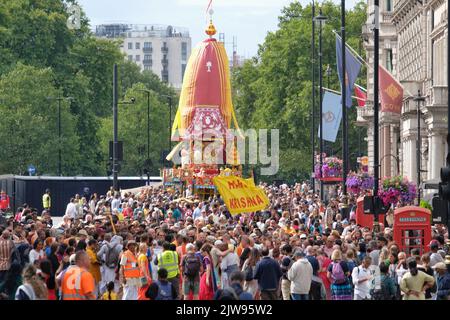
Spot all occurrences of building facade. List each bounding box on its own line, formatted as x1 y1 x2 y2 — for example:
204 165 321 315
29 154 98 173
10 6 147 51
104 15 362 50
95 24 192 90
358 0 448 195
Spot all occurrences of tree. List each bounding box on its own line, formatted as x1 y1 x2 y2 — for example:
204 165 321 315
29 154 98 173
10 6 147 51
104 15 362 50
232 0 367 182
98 83 176 176
0 63 80 175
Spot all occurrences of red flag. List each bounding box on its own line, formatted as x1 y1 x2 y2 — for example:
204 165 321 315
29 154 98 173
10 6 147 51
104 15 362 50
354 86 366 108
379 65 404 114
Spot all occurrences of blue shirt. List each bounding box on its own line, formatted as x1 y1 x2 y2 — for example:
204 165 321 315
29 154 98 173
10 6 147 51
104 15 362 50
193 207 202 220
306 255 320 276
253 256 282 291
437 272 450 300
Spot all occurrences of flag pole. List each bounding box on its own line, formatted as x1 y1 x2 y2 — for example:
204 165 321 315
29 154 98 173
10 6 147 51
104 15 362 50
341 0 348 197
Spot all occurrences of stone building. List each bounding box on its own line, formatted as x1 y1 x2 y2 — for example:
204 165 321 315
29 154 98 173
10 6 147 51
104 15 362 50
95 24 191 90
358 0 448 196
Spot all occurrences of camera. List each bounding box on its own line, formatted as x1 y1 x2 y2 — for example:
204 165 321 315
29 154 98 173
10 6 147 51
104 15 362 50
130 97 136 103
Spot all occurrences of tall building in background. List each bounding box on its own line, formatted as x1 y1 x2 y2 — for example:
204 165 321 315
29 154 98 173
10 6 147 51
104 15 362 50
95 24 192 90
358 0 448 194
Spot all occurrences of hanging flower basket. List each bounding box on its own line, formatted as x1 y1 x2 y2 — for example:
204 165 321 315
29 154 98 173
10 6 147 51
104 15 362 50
345 172 375 195
315 156 342 179
378 176 417 206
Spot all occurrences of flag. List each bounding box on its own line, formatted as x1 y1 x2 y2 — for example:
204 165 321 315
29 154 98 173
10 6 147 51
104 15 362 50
212 176 269 215
318 91 342 143
354 86 367 108
336 35 362 108
206 0 213 13
379 65 404 114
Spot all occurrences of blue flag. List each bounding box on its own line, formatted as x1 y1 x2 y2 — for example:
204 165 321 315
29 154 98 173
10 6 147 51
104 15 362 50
336 35 362 108
318 91 342 143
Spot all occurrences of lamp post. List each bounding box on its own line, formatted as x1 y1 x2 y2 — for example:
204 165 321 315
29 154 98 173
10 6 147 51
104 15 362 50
311 0 316 190
341 0 348 196
414 90 426 204
315 7 327 201
47 96 73 176
112 63 136 191
137 89 152 185
373 0 380 233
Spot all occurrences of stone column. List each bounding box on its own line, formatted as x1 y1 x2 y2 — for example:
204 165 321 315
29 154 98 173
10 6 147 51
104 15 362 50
383 125 391 178
429 131 446 180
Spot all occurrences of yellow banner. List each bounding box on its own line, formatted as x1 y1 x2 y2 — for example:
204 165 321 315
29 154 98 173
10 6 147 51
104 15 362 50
212 176 269 215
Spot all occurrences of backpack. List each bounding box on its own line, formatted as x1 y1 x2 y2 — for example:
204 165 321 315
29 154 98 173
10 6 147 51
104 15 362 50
105 244 120 268
244 265 254 282
156 281 173 300
183 253 201 279
331 262 347 284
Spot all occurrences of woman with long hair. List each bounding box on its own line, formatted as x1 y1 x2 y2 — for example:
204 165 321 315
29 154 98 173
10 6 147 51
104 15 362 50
241 248 261 300
199 243 216 300
38 259 57 300
15 264 48 300
400 257 434 300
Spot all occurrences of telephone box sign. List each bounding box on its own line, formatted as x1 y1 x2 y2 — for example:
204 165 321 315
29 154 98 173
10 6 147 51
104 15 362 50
393 206 431 256
399 217 427 223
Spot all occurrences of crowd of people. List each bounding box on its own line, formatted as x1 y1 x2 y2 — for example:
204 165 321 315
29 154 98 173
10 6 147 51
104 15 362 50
0 182 449 301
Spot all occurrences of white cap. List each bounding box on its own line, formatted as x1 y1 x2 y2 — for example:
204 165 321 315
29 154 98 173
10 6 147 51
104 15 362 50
69 254 76 265
214 240 223 246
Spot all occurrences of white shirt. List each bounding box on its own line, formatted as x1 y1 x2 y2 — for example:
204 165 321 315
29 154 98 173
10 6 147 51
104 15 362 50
65 202 77 219
352 265 373 299
29 249 45 265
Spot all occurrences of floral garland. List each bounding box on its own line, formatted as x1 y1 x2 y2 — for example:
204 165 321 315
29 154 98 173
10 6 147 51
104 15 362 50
379 176 417 206
315 156 342 178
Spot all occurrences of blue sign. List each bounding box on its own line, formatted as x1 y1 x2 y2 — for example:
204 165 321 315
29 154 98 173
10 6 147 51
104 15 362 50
28 165 36 176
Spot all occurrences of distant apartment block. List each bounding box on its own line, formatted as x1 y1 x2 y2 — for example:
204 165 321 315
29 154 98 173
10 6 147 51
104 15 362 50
95 24 192 89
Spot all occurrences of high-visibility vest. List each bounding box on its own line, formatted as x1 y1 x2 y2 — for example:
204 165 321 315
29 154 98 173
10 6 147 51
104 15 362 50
157 250 179 279
42 194 51 209
123 250 140 279
61 266 90 300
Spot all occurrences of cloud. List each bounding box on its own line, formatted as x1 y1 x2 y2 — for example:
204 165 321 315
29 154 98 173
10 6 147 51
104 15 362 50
176 0 292 9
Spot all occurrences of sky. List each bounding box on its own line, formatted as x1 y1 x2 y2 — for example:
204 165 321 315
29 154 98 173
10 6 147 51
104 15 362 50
77 0 361 58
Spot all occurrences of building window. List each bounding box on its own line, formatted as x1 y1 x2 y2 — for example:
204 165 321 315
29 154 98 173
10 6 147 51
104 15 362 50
386 49 393 72
144 42 152 48
128 42 133 50
182 42 188 61
136 55 140 62
144 65 151 71
144 55 151 61
182 64 187 80
386 0 392 12
135 42 140 50
128 55 133 61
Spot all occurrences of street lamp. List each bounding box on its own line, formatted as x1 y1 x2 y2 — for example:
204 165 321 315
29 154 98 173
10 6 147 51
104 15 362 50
47 96 74 176
414 90 426 204
315 7 327 201
137 89 152 183
311 0 316 191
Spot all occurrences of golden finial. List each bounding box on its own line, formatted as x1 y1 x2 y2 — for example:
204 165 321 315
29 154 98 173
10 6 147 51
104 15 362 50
205 19 216 37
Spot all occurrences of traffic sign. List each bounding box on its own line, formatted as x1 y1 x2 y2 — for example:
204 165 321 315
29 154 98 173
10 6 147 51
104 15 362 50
28 165 36 176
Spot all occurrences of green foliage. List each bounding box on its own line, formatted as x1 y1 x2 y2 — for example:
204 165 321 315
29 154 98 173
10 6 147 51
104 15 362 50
98 83 176 176
232 0 367 182
0 63 80 175
420 200 432 211
0 0 175 177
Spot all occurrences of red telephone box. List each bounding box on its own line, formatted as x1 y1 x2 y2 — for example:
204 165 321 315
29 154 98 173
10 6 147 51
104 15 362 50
356 196 385 230
393 206 431 256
